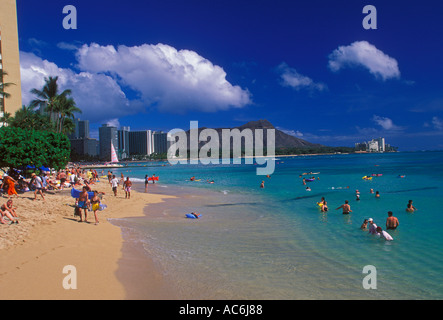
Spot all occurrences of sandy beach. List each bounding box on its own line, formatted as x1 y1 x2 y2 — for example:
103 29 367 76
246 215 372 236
0 179 175 300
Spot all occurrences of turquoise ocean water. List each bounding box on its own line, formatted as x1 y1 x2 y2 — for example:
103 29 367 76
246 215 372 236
109 152 443 299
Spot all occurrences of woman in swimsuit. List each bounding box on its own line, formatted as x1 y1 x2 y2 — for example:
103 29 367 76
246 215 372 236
91 191 101 225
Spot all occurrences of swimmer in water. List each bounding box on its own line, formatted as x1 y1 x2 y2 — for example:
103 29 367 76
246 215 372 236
386 211 399 230
360 219 368 230
406 200 417 212
336 200 352 214
319 197 328 212
376 226 394 241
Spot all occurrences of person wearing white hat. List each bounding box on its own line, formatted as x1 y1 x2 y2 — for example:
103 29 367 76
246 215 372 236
368 218 378 235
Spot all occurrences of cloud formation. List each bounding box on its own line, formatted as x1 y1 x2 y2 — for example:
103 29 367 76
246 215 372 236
76 43 252 113
432 116 443 130
277 63 326 91
20 51 136 123
20 42 252 124
372 115 402 130
328 41 400 80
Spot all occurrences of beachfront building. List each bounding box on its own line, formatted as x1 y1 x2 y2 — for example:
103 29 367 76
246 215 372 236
70 138 99 157
152 131 171 154
129 130 154 157
69 118 90 140
99 124 118 161
355 137 396 152
0 0 22 125
117 126 131 159
69 118 98 157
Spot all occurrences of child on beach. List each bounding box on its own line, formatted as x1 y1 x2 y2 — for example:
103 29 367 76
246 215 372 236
91 191 101 225
1 199 18 218
0 202 19 224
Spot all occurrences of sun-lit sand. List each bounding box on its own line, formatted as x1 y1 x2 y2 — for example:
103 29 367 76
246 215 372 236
0 178 175 300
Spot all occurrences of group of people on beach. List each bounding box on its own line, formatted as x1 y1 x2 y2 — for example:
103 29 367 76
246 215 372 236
74 186 103 225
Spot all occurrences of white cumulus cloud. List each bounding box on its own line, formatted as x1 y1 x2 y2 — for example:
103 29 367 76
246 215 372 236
372 115 402 130
20 51 136 123
76 43 252 113
328 41 400 80
277 63 326 91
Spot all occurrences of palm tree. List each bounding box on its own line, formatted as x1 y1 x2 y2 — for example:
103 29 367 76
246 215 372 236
9 105 54 131
1 70 15 126
0 112 12 126
54 94 81 133
0 70 14 99
30 76 72 122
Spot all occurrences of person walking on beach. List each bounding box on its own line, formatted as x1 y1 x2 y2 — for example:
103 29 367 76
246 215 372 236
144 175 149 192
120 173 125 190
386 211 399 230
31 173 45 201
123 177 132 199
3 175 18 199
336 200 352 214
76 186 90 222
91 191 101 225
110 175 119 197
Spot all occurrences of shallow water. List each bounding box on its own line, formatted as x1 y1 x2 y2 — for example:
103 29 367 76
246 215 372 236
110 152 443 299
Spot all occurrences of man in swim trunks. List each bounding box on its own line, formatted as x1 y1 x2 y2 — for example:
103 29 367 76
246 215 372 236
110 175 119 197
386 211 399 230
76 186 90 222
123 177 132 199
336 200 352 214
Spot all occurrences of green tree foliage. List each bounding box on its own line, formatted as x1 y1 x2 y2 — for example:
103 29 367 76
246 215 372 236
0 126 70 170
9 105 55 131
30 76 81 134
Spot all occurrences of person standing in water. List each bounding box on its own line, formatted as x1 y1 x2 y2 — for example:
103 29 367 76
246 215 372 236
386 211 399 230
336 200 352 214
406 200 417 212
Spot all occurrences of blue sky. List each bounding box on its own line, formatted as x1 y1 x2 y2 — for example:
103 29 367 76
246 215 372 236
16 0 443 150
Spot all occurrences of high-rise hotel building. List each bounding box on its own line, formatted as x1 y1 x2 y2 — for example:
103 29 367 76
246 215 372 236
0 0 22 122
